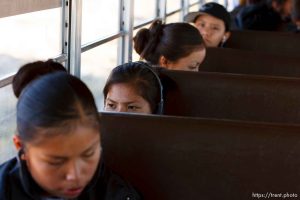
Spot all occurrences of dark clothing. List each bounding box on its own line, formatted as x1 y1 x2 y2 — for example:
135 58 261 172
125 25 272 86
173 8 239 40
285 22 300 33
236 3 288 31
230 5 245 30
0 156 141 200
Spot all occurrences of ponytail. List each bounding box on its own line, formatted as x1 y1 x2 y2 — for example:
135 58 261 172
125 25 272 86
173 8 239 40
133 28 150 56
133 19 165 64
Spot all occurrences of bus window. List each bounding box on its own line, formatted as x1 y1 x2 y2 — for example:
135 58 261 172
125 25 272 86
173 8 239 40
134 0 156 26
81 39 118 110
167 0 181 14
0 85 17 163
82 0 119 44
0 7 62 76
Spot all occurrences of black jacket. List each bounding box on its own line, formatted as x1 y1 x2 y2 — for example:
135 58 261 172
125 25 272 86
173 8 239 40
0 155 141 200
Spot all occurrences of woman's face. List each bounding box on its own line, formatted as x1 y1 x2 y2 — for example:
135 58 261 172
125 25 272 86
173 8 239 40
21 125 101 199
162 47 206 71
104 83 152 114
194 14 228 47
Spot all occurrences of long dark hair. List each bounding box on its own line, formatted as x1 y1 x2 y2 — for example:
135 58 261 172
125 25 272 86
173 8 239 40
103 62 162 114
133 19 205 65
17 71 100 144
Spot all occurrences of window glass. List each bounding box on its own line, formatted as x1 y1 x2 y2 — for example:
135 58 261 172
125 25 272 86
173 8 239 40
204 0 216 3
81 39 118 110
190 0 200 3
227 0 238 11
0 7 62 80
134 0 156 26
189 4 201 12
167 0 181 14
82 0 120 44
0 85 17 164
166 12 181 23
217 0 227 8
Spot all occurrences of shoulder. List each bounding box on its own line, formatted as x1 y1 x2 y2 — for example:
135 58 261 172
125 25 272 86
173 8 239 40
88 164 142 200
105 169 142 200
0 157 19 188
0 158 19 200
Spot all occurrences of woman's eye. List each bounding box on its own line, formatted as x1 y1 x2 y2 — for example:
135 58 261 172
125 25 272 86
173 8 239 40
188 63 200 70
47 161 64 166
128 105 139 110
196 22 204 28
105 103 116 109
200 23 205 27
188 66 197 70
83 150 95 158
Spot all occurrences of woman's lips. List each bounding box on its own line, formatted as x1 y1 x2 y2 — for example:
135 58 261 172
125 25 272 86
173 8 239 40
64 187 83 197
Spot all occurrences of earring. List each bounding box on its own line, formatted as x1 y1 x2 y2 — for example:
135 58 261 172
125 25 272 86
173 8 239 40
222 36 226 43
19 148 26 160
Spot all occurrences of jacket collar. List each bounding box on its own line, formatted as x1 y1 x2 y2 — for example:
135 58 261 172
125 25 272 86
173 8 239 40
17 150 44 200
17 150 103 199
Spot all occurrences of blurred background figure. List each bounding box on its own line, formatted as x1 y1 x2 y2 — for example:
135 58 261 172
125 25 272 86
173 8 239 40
235 0 292 31
291 0 300 32
230 0 264 29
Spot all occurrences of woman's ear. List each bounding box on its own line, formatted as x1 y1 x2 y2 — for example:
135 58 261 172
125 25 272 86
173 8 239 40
13 135 23 151
159 56 169 68
13 135 27 160
223 32 231 42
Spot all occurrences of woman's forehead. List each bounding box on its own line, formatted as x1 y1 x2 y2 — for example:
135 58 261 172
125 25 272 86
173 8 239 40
196 14 225 26
26 125 100 151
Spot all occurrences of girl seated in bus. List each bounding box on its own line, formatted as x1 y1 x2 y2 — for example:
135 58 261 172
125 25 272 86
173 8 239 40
133 20 206 71
184 2 231 47
103 61 163 114
0 62 141 200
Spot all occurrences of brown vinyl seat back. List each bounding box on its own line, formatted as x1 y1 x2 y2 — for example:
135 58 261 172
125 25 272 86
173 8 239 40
160 70 300 124
200 48 300 77
100 112 300 200
225 30 300 57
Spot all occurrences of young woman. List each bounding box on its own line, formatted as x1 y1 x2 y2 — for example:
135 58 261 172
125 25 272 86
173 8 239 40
133 20 206 71
184 2 231 47
0 61 141 200
103 62 163 114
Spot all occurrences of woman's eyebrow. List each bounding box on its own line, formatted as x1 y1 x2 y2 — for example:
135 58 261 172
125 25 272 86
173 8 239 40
107 97 139 105
106 98 116 103
44 155 67 160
